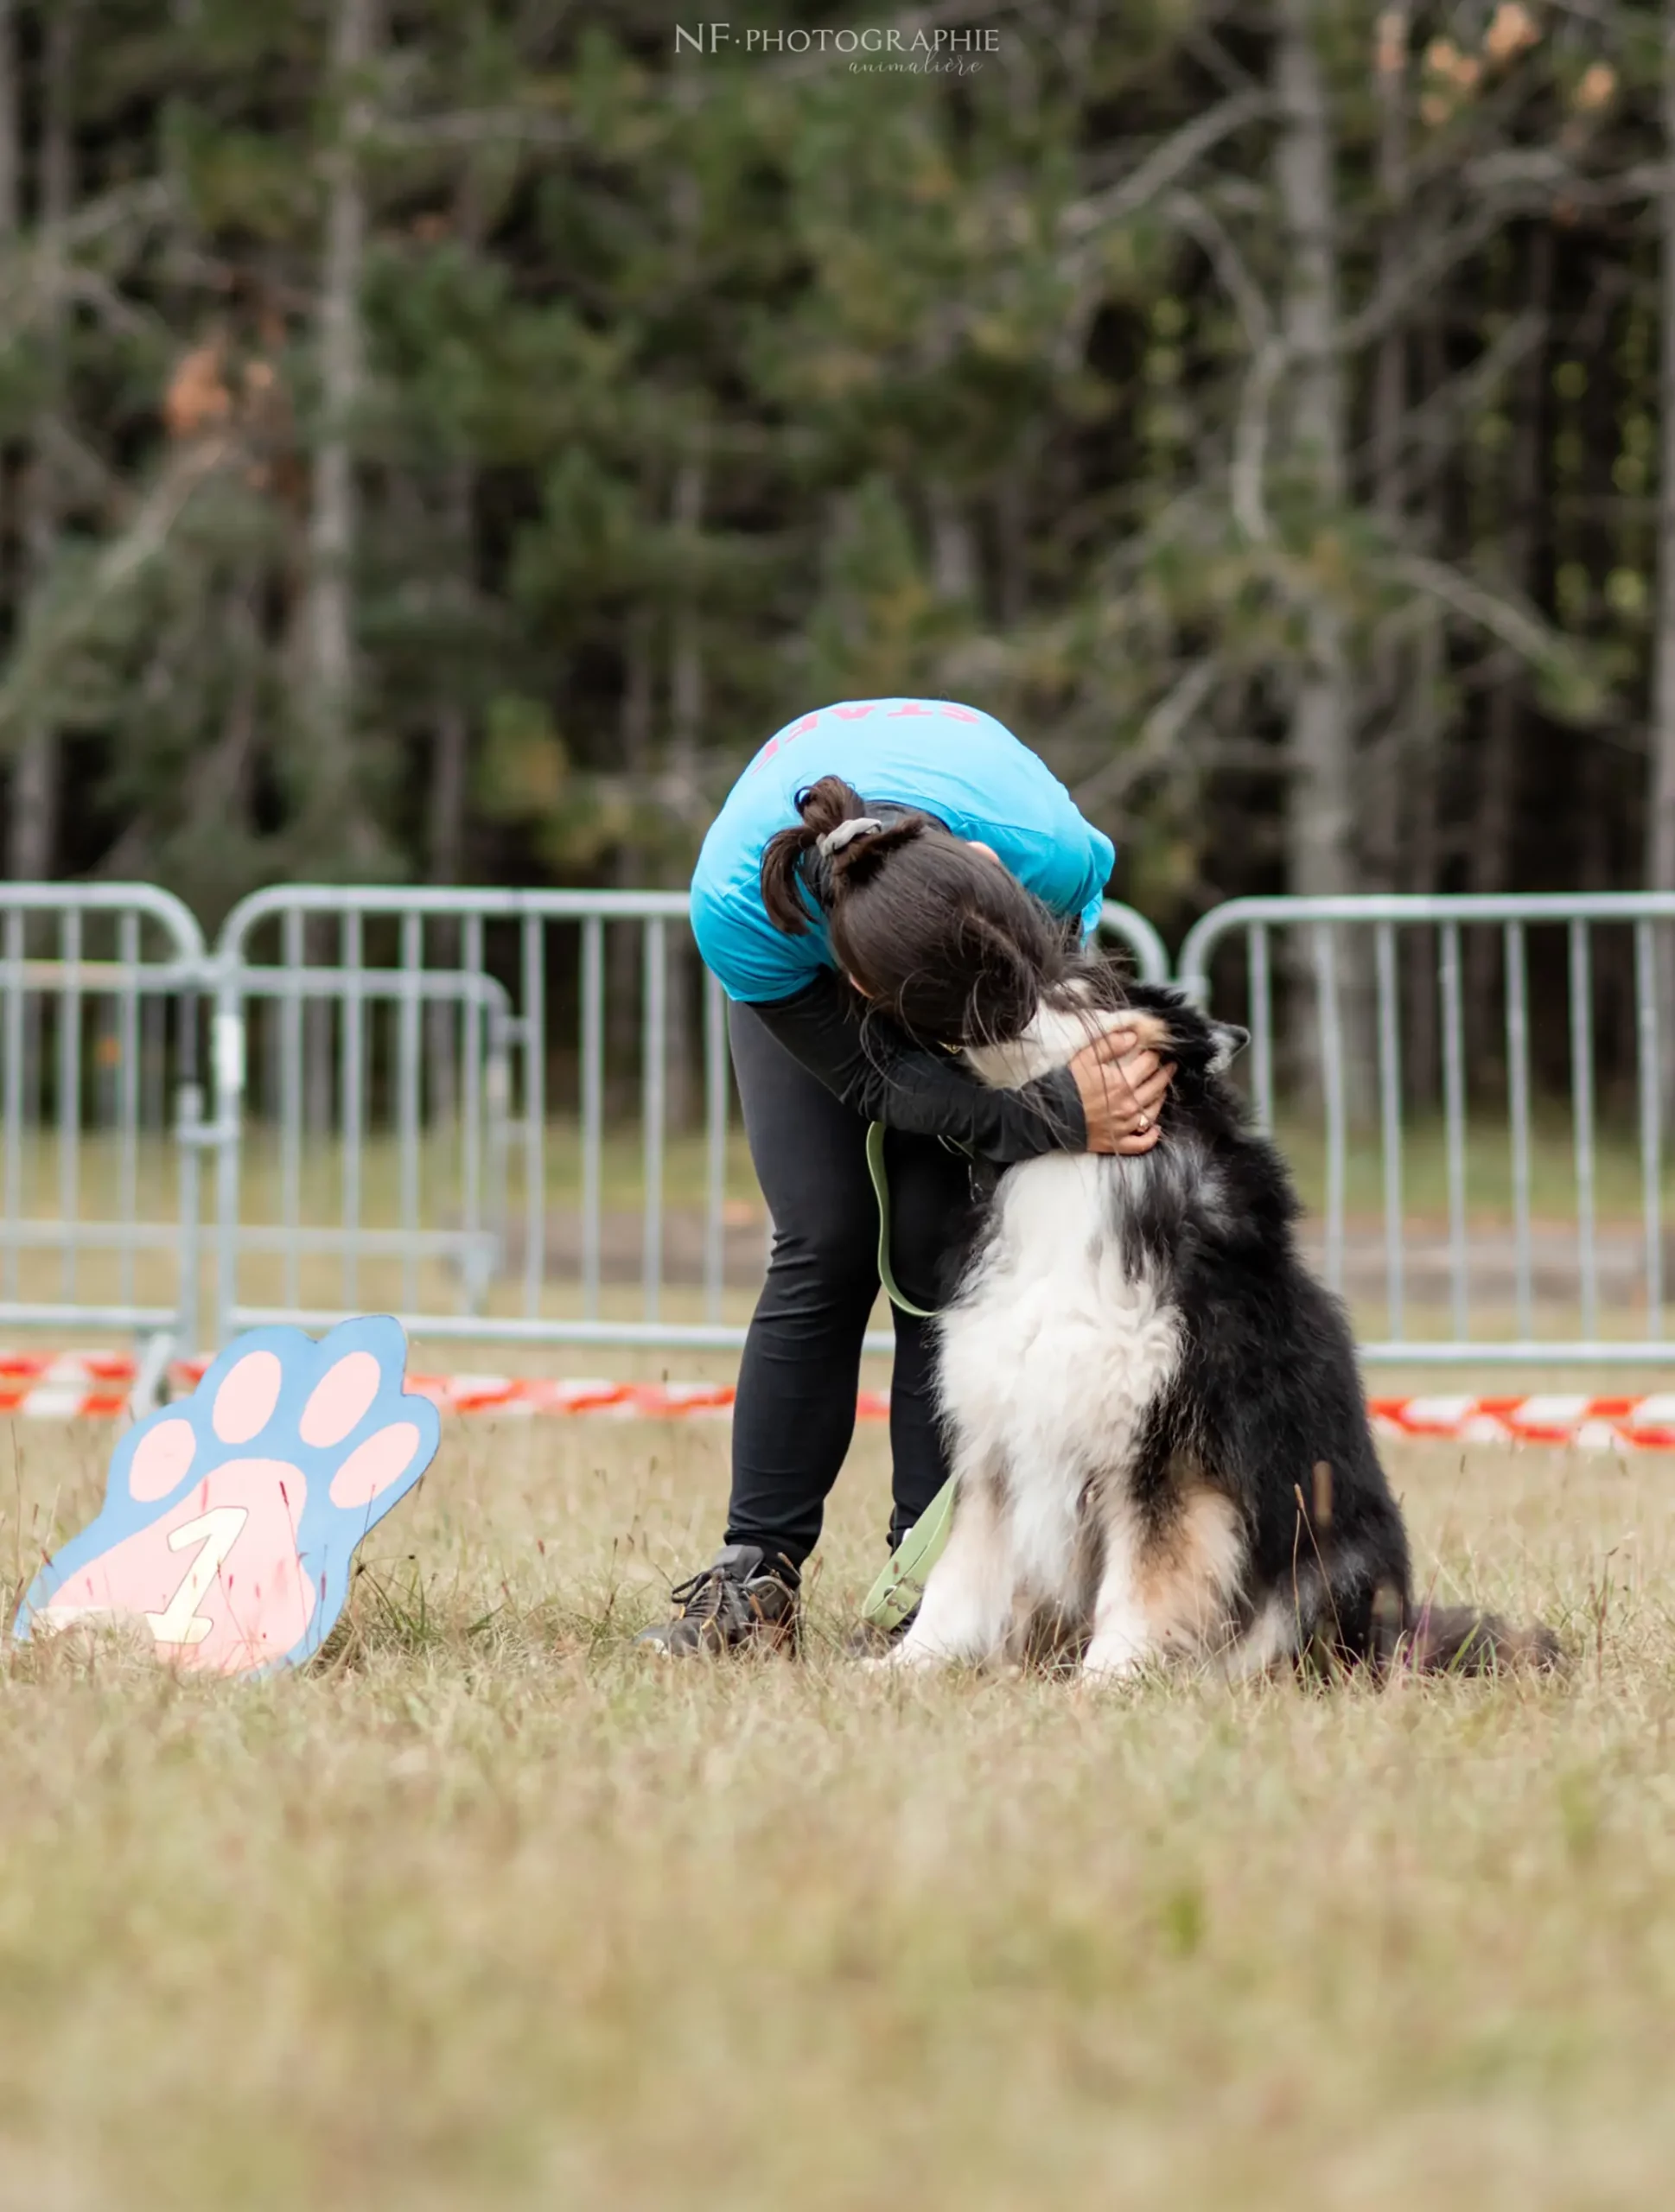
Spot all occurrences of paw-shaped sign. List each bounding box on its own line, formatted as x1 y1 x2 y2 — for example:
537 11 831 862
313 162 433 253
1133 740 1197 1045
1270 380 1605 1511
13 1318 441 1677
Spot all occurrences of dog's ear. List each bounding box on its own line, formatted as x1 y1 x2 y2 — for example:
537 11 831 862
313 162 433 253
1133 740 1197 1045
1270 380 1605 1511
1209 1021 1251 1072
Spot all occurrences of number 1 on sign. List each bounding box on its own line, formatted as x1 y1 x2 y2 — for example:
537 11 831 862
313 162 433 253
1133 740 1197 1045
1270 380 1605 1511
144 1507 248 1648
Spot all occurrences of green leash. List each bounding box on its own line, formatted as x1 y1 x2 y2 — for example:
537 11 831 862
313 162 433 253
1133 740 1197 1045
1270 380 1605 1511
859 1121 958 1628
863 1120 940 1320
860 1476 956 1632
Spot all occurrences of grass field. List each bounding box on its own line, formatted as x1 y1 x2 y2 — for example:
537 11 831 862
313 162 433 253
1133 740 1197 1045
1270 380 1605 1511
1 1414 1672 2210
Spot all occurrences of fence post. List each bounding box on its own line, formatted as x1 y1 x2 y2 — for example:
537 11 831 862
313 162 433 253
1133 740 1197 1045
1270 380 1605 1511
174 963 202 1360
213 968 245 1349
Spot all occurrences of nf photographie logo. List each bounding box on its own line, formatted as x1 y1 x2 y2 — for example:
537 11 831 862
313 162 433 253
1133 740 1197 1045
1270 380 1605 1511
674 23 1001 72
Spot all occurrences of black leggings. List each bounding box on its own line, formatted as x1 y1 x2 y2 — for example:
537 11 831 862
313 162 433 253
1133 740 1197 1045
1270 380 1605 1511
725 1003 978 1573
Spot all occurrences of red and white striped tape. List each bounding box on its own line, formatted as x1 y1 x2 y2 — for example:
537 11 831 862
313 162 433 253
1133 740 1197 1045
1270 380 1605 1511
0 1353 1670 1450
0 1351 893 1427
1367 1395 1675 1452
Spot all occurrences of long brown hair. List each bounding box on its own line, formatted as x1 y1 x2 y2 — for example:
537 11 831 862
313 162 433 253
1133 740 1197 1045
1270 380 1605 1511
760 775 1073 1046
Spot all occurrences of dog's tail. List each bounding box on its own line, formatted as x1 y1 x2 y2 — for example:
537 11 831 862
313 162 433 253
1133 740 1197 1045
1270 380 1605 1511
1375 1594 1563 1676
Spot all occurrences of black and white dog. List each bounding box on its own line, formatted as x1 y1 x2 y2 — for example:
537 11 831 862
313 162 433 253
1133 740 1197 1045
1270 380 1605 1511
895 978 1559 1681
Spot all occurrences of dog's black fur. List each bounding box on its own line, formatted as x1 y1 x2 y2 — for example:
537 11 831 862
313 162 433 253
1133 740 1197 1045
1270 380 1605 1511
1061 978 1557 1676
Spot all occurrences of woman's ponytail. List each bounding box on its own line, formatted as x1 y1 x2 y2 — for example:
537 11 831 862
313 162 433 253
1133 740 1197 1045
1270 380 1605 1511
760 776 929 933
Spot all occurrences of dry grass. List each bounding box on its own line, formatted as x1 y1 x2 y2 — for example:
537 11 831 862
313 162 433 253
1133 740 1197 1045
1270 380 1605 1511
1 1414 1672 2211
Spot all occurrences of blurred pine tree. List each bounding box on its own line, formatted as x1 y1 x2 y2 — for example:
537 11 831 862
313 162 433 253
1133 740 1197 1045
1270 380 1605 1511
0 0 1653 1031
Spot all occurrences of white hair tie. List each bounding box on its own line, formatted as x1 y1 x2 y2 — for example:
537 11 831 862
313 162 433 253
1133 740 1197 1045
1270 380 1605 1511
817 817 884 858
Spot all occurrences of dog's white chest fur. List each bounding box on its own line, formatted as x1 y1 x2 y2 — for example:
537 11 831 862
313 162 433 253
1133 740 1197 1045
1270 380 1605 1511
936 1153 1181 1599
895 989 1257 1678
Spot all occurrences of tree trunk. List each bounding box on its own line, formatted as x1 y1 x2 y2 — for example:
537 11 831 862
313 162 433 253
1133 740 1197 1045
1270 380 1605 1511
296 0 376 1133
6 2 73 884
660 100 704 1132
669 454 705 793
1403 307 1453 1110
426 490 473 890
1369 3 1409 532
301 0 375 857
1652 1 1675 1103
425 459 472 1128
996 446 1032 629
1275 0 1351 898
1274 0 1366 1113
1361 0 1408 898
665 451 705 1131
426 143 481 906
1403 609 1443 1110
609 601 655 1108
188 567 260 836
1468 225 1551 1054
424 138 487 1126
0 0 15 242
927 483 978 606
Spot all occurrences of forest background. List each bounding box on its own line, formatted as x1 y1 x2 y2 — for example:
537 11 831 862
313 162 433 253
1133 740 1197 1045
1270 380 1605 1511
0 0 1671 1084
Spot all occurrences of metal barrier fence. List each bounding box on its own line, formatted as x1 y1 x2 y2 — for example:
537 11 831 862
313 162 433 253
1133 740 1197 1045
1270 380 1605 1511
1178 893 1675 1365
208 961 517 1342
2 879 1670 1370
0 885 207 1395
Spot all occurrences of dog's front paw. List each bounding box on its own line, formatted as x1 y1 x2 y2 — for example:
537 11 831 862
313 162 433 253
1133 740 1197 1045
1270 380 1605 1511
1080 1635 1153 1685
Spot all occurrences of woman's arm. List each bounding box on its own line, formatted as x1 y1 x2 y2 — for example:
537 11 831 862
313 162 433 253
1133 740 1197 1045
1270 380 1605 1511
748 973 1168 1165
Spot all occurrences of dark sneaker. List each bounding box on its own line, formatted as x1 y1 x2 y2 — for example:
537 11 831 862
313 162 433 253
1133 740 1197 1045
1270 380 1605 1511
634 1543 800 1658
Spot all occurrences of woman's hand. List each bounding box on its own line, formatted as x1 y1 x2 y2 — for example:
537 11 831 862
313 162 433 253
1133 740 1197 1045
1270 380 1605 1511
1068 1027 1174 1155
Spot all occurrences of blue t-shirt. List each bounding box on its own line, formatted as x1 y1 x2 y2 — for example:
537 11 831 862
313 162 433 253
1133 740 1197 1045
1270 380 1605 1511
691 698 1114 1003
